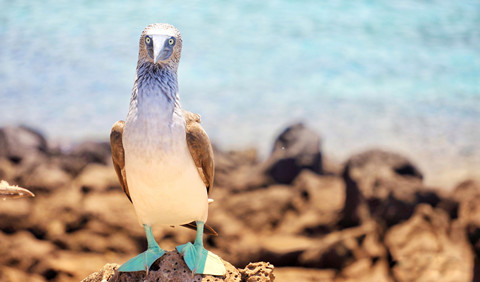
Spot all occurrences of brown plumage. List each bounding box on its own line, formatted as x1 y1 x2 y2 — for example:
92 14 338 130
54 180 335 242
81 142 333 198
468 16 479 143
110 110 217 236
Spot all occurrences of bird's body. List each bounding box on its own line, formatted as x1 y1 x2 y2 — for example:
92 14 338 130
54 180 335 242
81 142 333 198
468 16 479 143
123 65 208 226
110 23 225 276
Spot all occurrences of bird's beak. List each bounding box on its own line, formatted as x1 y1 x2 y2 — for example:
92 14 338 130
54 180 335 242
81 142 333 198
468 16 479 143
151 35 174 64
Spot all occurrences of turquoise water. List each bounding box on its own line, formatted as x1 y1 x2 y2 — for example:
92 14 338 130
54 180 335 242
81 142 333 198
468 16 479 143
0 0 479 186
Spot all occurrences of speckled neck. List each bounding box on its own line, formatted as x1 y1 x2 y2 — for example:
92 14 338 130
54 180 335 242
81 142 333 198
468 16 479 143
128 62 181 117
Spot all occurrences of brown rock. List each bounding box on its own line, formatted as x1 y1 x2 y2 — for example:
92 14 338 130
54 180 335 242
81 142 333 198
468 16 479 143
278 171 344 236
20 162 72 193
298 223 379 270
385 204 473 282
453 180 480 228
0 231 56 273
70 141 111 165
274 267 335 282
73 163 120 194
338 259 392 282
239 261 275 281
0 266 45 282
213 147 267 191
81 250 274 282
223 185 296 232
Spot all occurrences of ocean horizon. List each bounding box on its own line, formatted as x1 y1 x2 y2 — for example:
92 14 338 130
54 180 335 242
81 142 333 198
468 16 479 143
0 0 479 187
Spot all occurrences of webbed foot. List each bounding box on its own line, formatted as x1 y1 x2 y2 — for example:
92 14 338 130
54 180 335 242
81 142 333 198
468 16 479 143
119 225 166 272
176 221 226 276
118 246 165 272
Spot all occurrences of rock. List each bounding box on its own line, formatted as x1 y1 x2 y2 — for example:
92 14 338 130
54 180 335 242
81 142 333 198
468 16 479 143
451 180 480 259
263 123 323 185
0 197 33 232
82 263 118 282
81 250 275 282
70 141 111 165
257 235 320 267
337 259 392 282
340 149 444 228
453 180 480 228
0 265 45 282
0 126 48 163
73 163 120 194
213 147 267 191
20 162 72 193
1 124 479 281
278 171 344 236
345 150 423 199
239 261 275 282
298 222 382 270
223 185 298 232
0 231 57 274
274 267 335 282
384 204 473 282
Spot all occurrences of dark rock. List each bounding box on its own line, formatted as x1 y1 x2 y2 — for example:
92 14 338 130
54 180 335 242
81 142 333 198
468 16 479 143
264 123 323 185
0 126 48 163
343 149 423 199
340 149 443 228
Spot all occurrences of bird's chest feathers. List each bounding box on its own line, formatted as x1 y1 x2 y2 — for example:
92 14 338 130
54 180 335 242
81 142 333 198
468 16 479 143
124 89 187 165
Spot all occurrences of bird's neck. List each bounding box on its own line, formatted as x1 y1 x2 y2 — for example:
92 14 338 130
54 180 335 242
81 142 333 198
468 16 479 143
129 62 181 118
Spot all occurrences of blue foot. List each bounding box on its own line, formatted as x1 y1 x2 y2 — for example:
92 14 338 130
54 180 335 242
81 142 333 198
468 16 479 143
176 221 226 276
119 225 166 272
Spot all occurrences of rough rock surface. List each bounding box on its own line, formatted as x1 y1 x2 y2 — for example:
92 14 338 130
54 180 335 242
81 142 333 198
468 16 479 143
82 251 274 282
264 123 323 184
0 124 478 282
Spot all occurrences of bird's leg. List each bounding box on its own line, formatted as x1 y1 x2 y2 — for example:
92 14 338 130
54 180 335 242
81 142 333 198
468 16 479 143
119 224 165 272
176 221 226 276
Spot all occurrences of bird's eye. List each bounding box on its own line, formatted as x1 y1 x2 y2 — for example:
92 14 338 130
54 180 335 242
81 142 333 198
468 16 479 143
168 38 175 45
145 37 151 45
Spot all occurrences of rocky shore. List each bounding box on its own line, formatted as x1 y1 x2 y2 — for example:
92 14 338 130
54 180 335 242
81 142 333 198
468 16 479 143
0 124 478 281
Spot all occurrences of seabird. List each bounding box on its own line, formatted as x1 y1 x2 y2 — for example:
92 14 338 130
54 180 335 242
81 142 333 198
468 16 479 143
110 23 225 276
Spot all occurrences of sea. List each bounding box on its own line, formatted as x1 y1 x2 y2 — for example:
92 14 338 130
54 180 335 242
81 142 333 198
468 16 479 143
0 0 479 187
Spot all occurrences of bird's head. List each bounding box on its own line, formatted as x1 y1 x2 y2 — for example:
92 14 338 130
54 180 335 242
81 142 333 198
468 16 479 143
138 23 182 69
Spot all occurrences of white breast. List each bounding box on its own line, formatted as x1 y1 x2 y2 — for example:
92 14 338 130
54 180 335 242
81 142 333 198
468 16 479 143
122 93 208 226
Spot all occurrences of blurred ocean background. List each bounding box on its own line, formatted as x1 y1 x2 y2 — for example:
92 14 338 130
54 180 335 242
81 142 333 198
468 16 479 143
0 0 479 187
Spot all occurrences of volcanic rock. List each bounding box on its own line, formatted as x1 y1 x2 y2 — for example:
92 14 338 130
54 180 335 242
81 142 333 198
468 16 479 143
81 250 275 282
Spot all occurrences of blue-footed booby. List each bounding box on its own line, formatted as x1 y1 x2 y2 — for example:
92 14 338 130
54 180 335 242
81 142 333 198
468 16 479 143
110 23 225 276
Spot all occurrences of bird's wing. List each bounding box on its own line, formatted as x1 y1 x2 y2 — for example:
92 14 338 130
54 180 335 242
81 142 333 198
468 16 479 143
110 120 131 202
181 110 218 236
183 110 215 194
